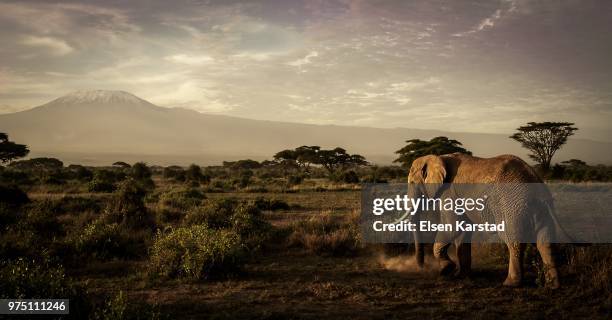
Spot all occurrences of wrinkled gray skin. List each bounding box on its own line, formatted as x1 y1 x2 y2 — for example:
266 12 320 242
408 153 561 288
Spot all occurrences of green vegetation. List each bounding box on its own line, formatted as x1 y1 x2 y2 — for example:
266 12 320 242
511 122 578 171
0 131 611 318
394 136 471 168
149 225 245 280
0 132 29 164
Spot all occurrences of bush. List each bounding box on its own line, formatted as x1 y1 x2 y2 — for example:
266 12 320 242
337 170 360 183
0 258 91 318
0 204 18 230
565 244 612 295
149 225 245 280
20 200 63 238
51 196 102 215
0 169 33 185
287 175 304 186
184 203 231 229
93 290 162 320
104 180 153 228
89 179 116 193
287 213 362 256
163 166 186 182
185 164 210 185
183 199 272 251
253 197 290 211
230 203 272 250
159 188 205 210
70 220 146 260
183 198 238 227
0 184 29 208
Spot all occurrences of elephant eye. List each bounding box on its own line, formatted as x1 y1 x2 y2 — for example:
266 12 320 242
421 164 428 179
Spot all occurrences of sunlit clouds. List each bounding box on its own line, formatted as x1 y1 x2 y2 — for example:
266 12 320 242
0 0 610 141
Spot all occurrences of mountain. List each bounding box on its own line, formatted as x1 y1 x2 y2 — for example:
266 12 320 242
0 90 610 166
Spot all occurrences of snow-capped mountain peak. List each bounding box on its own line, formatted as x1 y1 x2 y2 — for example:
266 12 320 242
51 90 151 106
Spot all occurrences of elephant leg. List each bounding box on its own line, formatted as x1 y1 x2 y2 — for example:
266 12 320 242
503 242 525 287
454 234 472 278
433 241 455 276
536 242 560 289
413 231 425 269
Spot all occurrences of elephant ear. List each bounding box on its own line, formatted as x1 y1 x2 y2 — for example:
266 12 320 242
408 155 447 184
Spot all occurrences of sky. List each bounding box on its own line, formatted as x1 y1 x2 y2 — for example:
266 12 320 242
0 0 611 141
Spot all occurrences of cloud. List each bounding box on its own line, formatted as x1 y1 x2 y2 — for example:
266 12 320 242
453 4 509 37
476 9 502 31
287 51 319 67
21 36 74 56
388 77 441 92
0 0 610 141
165 54 215 66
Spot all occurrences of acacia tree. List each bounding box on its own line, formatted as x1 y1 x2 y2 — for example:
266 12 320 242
294 146 320 171
273 146 321 172
274 146 368 175
394 136 471 168
315 147 368 174
0 133 29 164
510 122 578 171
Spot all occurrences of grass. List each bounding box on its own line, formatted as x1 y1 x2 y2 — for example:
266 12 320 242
1 181 611 319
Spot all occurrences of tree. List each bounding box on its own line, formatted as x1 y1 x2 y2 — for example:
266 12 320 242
294 146 321 171
131 162 152 180
113 161 131 168
315 147 368 174
510 122 578 171
273 149 298 166
394 136 471 168
186 164 210 184
223 159 261 170
0 133 29 164
10 157 63 171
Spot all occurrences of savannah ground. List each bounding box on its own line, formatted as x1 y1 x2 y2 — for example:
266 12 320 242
5 172 610 319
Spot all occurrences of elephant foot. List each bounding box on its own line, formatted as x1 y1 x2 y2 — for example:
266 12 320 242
439 260 456 277
545 268 560 289
454 268 471 279
503 276 522 287
546 277 560 289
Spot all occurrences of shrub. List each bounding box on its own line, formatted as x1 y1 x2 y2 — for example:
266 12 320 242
0 184 29 208
52 196 102 215
0 169 33 185
337 170 360 183
287 213 362 256
183 198 238 227
565 244 612 295
20 200 63 238
159 188 205 210
88 179 116 193
163 166 186 182
104 180 153 228
0 258 91 318
0 204 19 230
185 164 210 185
253 197 290 211
68 219 151 260
93 290 162 320
149 225 245 280
287 175 304 186
182 199 272 250
230 203 272 249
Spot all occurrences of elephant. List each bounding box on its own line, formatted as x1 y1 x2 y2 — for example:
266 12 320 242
407 153 562 288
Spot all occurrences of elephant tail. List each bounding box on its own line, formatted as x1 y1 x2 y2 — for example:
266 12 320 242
539 199 579 244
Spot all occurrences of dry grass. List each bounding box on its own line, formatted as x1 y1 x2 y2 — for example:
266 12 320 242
9 184 612 319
